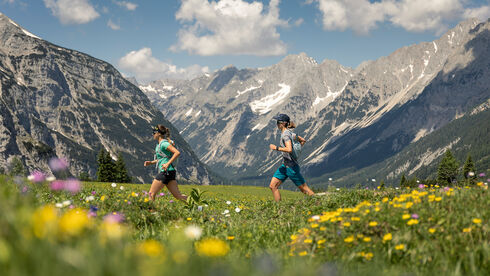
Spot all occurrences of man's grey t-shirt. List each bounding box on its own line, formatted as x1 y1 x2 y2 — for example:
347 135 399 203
280 129 298 167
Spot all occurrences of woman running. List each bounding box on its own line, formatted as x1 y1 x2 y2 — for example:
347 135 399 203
269 114 314 201
144 125 187 202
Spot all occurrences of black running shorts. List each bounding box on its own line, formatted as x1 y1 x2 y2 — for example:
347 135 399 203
155 170 176 184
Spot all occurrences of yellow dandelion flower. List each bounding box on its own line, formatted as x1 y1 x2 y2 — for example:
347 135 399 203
318 239 326 245
407 219 419 225
311 223 319 228
187 217 192 221
226 236 235 240
32 205 58 239
472 218 482 225
139 240 164 257
100 195 106 201
364 252 374 260
428 228 436 234
364 209 370 214
402 214 411 220
195 238 230 257
144 198 149 203
395 244 405 250
368 221 378 227
344 236 355 243
299 251 308 256
363 237 371 242
58 208 90 237
351 217 361 221
357 234 364 238
290 234 298 240
304 239 313 244
320 226 327 231
463 227 472 233
374 207 380 212
343 222 351 227
435 197 442 201
383 233 392 242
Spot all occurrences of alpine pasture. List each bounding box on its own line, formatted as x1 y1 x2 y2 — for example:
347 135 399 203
0 174 488 276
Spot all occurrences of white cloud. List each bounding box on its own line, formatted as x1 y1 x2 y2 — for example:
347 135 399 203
463 5 490 22
309 0 489 34
115 1 137 11
294 18 304 27
118 48 210 83
107 19 120 30
44 0 99 25
390 0 462 33
171 0 288 56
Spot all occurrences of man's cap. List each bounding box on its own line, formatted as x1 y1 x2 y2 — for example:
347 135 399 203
272 114 290 122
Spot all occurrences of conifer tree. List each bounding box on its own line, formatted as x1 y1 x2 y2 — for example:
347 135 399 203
437 150 459 185
114 152 131 183
399 174 407 187
97 148 113 182
462 154 476 180
9 157 25 176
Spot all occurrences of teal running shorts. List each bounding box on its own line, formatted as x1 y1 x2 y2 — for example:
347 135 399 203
272 164 306 187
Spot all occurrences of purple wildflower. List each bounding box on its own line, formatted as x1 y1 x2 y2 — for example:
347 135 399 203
91 191 96 195
418 184 425 189
169 200 174 203
104 213 124 223
49 157 69 171
64 178 81 194
443 187 450 192
160 192 165 196
22 186 29 193
411 213 419 219
478 173 485 177
88 211 97 218
29 171 46 183
50 180 65 191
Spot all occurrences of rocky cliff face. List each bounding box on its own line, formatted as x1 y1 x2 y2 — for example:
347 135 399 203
0 13 216 184
143 19 490 185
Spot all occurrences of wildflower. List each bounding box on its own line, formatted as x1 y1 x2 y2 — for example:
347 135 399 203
407 219 419 225
472 218 482 225
402 214 410 220
344 236 354 243
144 198 149 203
49 157 68 171
58 208 90 236
85 196 95 202
374 207 380 212
46 176 56 182
235 207 241 213
100 219 124 240
383 233 392 242
311 223 319 228
64 179 81 194
382 197 389 203
463 227 472 233
226 201 231 205
62 200 71 207
139 240 164 257
226 236 235 240
184 225 202 240
104 213 124 223
368 221 378 227
411 213 419 219
32 205 58 238
395 244 405 250
435 197 442 201
418 184 424 189
343 222 351 227
318 239 326 245
364 252 374 260
478 173 485 177
111 183 117 188
100 195 106 201
351 217 360 221
290 234 298 240
28 171 45 183
429 228 436 234
119 186 124 190
50 180 65 191
55 203 63 208
363 237 371 242
195 238 230 257
304 239 313 244
298 251 308 256
311 215 320 221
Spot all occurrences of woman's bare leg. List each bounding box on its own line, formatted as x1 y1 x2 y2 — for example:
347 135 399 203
166 180 187 201
149 179 165 201
298 183 315 196
269 177 283 202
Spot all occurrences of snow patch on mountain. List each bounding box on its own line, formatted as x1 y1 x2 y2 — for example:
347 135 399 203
249 83 291 115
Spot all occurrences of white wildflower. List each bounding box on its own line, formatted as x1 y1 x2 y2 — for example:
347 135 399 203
111 183 117 188
184 225 202 240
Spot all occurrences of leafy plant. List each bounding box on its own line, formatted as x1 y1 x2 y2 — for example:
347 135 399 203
185 188 209 210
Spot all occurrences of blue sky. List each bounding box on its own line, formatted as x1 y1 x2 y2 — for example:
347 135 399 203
1 0 489 83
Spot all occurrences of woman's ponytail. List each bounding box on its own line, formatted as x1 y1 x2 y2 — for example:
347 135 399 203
287 121 296 129
157 124 171 139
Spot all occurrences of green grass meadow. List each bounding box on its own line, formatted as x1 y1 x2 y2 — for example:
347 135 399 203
0 175 488 275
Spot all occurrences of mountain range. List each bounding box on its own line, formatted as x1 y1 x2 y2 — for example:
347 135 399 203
140 18 490 187
0 13 218 184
